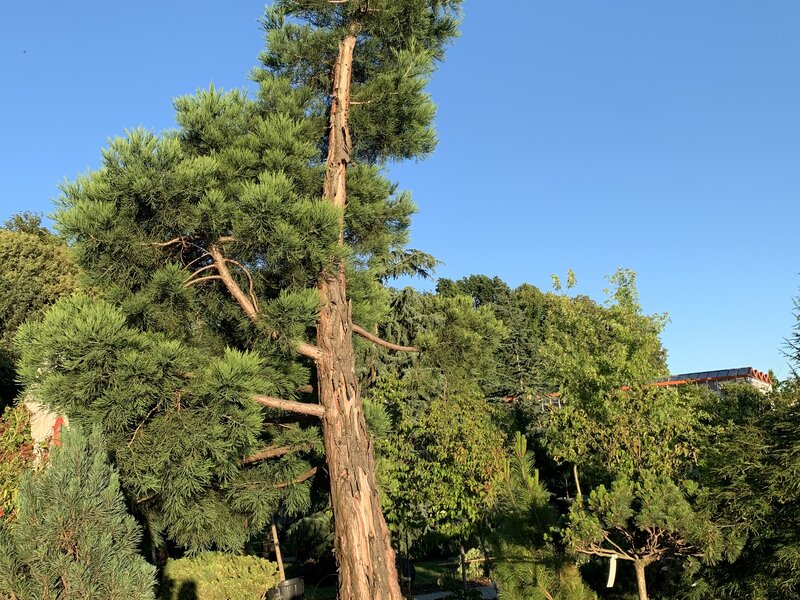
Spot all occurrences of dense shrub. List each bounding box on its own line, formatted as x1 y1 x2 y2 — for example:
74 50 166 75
464 548 485 581
160 552 279 600
0 214 78 407
0 404 34 522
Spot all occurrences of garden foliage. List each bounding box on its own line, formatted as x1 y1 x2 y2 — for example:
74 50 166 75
160 552 278 600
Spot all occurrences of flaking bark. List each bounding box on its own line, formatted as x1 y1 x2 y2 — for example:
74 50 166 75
315 28 402 600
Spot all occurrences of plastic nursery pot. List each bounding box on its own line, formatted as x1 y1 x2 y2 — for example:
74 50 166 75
274 576 305 600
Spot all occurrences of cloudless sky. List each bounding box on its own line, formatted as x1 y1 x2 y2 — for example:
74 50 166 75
2 1 798 377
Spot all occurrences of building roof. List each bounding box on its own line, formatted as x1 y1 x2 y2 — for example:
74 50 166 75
652 367 772 387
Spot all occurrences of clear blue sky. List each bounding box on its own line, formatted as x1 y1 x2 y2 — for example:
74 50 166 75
2 2 799 377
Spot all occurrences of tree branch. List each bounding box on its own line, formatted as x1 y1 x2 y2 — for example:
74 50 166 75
352 324 418 352
577 545 634 561
128 400 164 448
183 252 212 272
184 275 224 287
241 445 295 465
183 263 216 283
297 341 324 361
208 244 259 321
602 533 633 560
225 258 259 313
150 237 188 248
135 492 158 504
255 395 325 418
274 467 318 489
573 464 583 497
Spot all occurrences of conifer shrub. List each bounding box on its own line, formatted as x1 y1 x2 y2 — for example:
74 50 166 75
160 552 279 600
0 426 156 600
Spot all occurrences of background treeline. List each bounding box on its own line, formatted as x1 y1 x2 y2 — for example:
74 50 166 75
2 214 800 599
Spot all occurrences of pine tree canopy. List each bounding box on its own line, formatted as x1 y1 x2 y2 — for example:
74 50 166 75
257 0 460 163
17 1 463 570
53 71 438 357
16 296 319 552
35 1 464 593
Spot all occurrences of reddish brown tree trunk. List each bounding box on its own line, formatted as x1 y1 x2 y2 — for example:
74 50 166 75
316 29 402 600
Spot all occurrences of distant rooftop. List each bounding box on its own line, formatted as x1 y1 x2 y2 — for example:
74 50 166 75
653 367 772 392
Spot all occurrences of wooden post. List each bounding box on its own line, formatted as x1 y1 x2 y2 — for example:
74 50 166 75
459 542 467 589
272 521 286 582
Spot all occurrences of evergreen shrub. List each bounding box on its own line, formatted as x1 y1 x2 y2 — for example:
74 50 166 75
160 552 279 600
0 426 155 600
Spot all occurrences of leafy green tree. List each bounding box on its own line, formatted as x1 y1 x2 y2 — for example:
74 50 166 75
536 270 668 401
436 276 538 402
359 292 504 541
379 384 505 539
437 270 668 405
0 404 34 522
546 386 724 600
47 2 462 596
0 427 156 600
492 433 596 600
362 293 507 589
0 214 78 405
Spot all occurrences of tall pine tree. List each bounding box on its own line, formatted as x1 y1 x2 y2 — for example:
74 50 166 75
47 2 462 597
256 5 462 592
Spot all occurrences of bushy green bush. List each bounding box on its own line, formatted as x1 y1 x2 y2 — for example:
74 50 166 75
0 404 34 522
160 552 279 600
464 548 485 581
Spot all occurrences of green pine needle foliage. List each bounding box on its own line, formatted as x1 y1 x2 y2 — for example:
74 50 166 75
0 427 156 600
41 0 465 560
695 380 800 598
492 433 596 600
15 296 317 553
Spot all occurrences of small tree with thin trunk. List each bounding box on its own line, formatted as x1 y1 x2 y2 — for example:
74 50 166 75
547 386 723 600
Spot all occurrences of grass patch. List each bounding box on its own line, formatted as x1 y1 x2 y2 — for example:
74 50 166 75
304 584 338 600
414 559 457 589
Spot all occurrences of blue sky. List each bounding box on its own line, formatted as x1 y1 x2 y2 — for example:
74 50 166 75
2 1 798 377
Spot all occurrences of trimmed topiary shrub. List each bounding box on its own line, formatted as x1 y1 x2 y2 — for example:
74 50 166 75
160 552 280 600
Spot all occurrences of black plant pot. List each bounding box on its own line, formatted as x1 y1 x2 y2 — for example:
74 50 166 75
272 577 305 600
